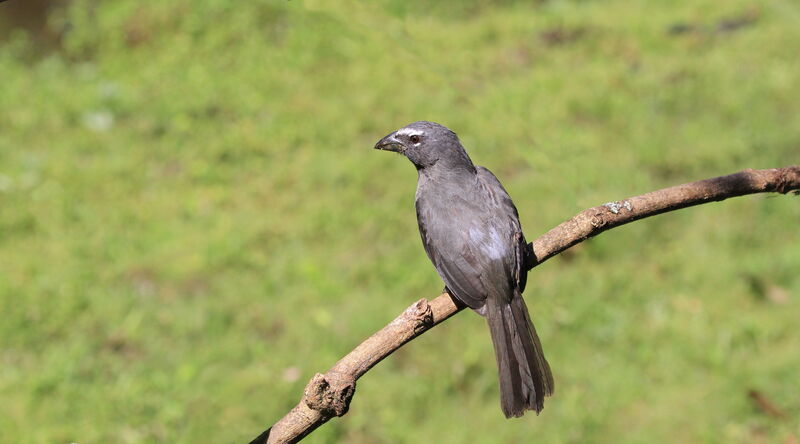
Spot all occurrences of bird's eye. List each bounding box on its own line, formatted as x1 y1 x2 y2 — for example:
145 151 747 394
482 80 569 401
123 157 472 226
410 135 421 144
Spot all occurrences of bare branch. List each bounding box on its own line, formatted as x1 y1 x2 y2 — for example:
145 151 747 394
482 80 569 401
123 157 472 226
528 167 800 267
254 296 462 444
251 166 799 444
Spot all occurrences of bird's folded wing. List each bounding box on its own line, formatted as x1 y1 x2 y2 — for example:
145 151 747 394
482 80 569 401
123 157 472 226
433 245 490 309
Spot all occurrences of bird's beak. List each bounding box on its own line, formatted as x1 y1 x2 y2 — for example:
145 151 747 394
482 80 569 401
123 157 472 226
374 132 404 153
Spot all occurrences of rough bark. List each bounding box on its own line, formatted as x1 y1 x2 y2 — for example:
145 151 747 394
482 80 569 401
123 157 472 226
251 166 800 444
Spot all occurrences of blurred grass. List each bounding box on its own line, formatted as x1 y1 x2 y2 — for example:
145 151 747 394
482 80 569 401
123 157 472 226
0 0 798 442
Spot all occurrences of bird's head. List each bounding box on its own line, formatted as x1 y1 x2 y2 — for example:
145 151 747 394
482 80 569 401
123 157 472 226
374 121 475 171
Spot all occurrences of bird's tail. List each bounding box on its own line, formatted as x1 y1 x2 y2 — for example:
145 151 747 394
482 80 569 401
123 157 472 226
485 291 554 418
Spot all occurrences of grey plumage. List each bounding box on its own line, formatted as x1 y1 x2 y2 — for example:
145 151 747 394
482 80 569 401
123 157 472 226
374 121 554 418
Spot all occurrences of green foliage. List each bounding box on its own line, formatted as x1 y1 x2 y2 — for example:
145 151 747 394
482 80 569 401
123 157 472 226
1 0 798 442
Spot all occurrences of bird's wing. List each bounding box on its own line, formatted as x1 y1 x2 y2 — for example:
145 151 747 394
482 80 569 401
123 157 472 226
475 166 528 294
416 193 490 309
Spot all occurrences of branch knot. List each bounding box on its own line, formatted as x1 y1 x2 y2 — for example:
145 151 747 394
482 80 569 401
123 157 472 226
404 299 434 334
304 372 356 417
776 166 800 194
589 210 607 228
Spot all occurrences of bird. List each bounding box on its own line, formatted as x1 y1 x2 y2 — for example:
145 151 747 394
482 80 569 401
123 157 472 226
374 121 554 418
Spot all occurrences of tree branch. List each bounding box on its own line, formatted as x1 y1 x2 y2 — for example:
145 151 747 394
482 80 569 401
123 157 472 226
251 166 799 444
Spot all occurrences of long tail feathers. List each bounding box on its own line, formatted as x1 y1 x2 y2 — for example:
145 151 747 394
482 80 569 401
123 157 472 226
486 293 554 418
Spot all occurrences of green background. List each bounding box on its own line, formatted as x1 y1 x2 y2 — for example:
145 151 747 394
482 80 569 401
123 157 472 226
1 0 798 442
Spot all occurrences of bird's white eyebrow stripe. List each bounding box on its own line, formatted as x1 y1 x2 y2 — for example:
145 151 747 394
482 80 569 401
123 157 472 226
397 128 424 137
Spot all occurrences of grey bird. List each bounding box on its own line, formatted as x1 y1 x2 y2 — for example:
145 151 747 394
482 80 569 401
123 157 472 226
374 121 554 417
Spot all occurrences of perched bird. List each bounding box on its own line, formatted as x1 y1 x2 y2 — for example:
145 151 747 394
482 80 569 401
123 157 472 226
374 121 554 418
